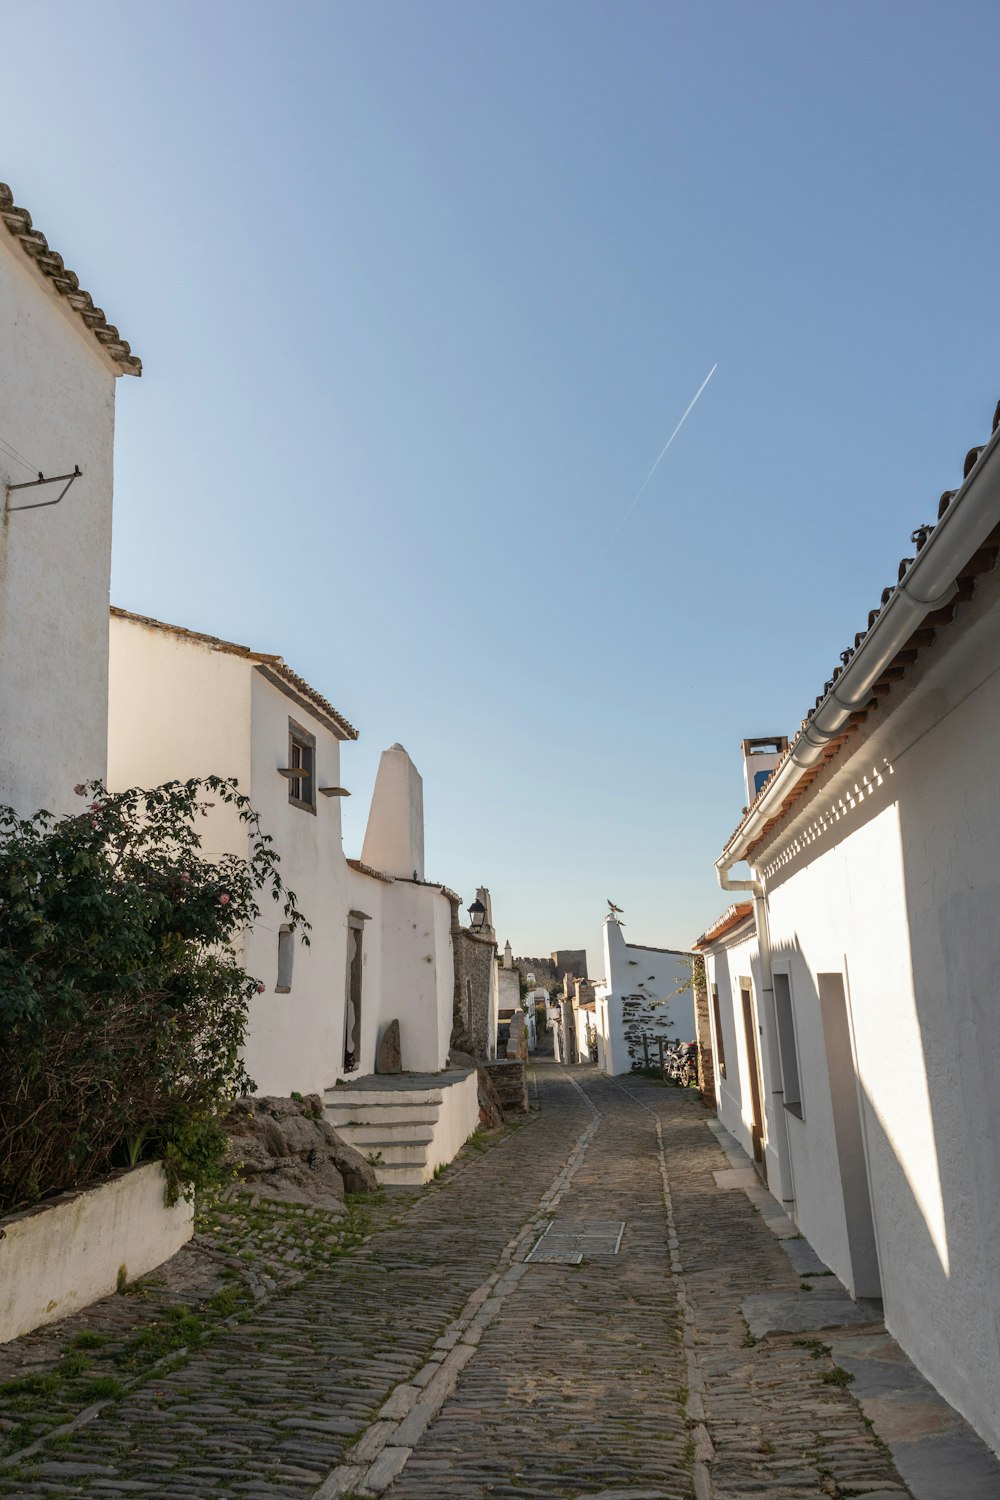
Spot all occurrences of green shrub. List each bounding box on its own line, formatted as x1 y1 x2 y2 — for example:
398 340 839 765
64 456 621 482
0 777 307 1213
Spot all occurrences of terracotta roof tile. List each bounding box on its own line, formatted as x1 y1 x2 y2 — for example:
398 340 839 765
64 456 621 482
1 184 141 376
693 902 754 949
347 858 394 884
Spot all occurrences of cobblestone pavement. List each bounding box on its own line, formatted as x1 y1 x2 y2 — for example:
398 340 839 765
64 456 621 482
380 1070 908 1500
0 1061 915 1499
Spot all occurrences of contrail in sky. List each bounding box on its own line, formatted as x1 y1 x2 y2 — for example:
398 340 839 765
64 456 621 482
596 362 718 565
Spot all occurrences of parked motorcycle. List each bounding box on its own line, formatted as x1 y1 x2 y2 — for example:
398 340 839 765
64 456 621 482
663 1039 698 1087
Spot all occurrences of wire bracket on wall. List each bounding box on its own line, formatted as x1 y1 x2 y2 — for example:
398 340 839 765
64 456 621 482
5 466 82 513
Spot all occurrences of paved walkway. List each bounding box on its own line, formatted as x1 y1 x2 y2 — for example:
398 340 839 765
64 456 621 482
0 1059 984 1499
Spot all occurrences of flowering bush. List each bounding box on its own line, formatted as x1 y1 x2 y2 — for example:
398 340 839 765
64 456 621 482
0 777 308 1213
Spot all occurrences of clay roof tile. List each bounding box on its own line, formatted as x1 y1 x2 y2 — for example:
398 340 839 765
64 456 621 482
0 184 141 375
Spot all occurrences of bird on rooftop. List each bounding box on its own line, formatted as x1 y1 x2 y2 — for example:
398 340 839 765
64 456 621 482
607 900 624 914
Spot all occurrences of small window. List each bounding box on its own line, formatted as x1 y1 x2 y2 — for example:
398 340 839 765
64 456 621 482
276 925 294 993
774 970 803 1117
288 720 316 812
711 984 726 1079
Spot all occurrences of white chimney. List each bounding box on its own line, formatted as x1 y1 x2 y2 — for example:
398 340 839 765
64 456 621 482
361 743 425 879
741 736 789 809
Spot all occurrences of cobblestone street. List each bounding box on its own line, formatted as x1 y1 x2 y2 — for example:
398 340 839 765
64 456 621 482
1 1062 921 1499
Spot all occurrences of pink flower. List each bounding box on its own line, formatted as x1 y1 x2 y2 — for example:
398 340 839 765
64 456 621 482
89 801 102 812
179 873 190 884
74 784 87 797
219 893 230 906
256 982 266 994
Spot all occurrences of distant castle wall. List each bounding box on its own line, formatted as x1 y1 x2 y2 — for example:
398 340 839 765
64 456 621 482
514 949 589 985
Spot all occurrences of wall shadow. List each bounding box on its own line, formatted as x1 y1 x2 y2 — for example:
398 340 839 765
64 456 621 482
761 705 1000 1450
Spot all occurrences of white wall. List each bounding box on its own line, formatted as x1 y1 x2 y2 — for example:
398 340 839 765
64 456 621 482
346 867 387 1078
375 879 454 1073
108 615 352 1099
0 1164 192 1343
486 958 500 1061
746 563 1000 1454
108 615 251 851
0 239 121 817
598 918 695 1075
702 923 765 1167
246 668 350 1097
424 1071 479 1175
497 965 520 1014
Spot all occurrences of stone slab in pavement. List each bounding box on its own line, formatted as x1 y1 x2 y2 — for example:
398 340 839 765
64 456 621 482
827 1329 1000 1500
778 1234 832 1277
712 1166 759 1190
743 1287 883 1337
889 1431 1000 1500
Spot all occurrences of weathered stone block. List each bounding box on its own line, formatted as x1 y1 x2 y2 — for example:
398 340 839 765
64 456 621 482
376 1019 402 1074
483 1060 528 1114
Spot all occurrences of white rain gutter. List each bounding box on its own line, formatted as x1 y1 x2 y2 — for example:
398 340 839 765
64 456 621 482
717 415 1000 893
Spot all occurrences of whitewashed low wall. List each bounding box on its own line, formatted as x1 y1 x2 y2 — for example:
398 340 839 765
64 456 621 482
426 1070 480 1176
0 1163 194 1343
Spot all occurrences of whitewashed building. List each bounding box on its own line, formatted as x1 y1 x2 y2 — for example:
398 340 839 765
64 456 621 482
108 617 459 1101
108 609 358 1099
594 916 694 1075
0 183 140 818
699 401 1000 1454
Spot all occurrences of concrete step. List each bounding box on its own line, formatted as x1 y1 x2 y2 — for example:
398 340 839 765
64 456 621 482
326 1102 441 1127
374 1161 430 1187
358 1136 435 1167
333 1119 439 1145
324 1086 444 1109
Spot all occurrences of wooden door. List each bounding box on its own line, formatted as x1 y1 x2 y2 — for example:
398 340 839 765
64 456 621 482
741 984 767 1181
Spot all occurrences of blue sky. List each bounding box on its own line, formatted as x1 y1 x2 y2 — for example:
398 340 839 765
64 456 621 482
3 1 998 974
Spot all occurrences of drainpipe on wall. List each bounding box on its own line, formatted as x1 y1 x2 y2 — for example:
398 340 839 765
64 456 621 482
718 864 796 1212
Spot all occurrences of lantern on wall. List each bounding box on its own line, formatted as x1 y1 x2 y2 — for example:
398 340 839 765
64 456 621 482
467 899 487 932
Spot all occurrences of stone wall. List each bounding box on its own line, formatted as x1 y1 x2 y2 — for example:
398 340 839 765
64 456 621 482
693 966 716 1107
514 952 588 989
483 1059 529 1114
552 948 588 980
452 928 497 1060
516 955 557 985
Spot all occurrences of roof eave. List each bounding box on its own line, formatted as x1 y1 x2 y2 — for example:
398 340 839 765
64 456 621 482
719 406 1000 870
0 184 141 377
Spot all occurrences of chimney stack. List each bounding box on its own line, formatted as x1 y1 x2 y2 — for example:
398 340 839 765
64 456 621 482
741 736 789 808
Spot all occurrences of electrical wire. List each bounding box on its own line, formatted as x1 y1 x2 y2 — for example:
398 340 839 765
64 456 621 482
0 430 40 476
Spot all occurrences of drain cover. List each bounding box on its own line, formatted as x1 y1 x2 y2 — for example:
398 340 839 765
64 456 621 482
525 1219 625 1264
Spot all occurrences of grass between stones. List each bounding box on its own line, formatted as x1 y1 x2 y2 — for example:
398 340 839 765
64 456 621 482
0 1192 373 1463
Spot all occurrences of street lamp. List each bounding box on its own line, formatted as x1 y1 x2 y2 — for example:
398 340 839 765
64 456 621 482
467 899 486 932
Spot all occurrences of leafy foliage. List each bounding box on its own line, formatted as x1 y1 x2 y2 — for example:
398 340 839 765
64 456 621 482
0 778 308 1213
671 951 706 998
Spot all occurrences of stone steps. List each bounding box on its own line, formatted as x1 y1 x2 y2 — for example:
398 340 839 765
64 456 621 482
331 1118 439 1145
326 1102 442 1128
326 1087 445 1110
323 1072 478 1185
